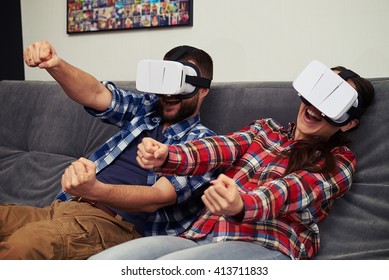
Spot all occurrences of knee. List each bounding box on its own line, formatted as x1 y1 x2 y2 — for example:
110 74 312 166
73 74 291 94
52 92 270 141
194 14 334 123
0 237 44 259
0 225 60 259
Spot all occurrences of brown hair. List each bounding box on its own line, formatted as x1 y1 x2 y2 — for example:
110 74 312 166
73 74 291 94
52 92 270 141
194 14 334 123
163 46 213 81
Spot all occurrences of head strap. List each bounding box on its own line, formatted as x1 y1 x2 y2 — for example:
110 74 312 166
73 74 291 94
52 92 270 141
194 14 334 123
338 69 360 81
169 45 212 91
168 45 198 61
338 69 365 120
180 61 211 88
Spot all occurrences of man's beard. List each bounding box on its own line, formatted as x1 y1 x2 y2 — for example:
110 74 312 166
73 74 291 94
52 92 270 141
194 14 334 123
158 95 199 124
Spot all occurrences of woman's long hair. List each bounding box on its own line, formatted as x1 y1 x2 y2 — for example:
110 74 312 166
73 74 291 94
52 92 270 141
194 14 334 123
283 67 375 175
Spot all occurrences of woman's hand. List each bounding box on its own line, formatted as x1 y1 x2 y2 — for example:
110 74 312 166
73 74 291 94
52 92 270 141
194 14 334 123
137 137 169 169
202 174 244 217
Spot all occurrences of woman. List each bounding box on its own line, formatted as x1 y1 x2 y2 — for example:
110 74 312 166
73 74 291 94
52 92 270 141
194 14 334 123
90 65 374 260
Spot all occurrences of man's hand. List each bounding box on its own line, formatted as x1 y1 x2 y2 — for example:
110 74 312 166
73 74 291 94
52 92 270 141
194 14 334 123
24 40 112 111
137 137 168 169
61 157 103 199
24 40 60 69
202 174 244 217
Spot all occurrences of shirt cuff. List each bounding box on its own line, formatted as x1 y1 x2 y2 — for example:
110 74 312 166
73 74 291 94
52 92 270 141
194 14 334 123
153 145 184 175
84 81 116 117
237 193 264 222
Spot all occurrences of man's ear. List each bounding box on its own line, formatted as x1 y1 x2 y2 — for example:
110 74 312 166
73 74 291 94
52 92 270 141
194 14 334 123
340 119 359 132
198 88 209 99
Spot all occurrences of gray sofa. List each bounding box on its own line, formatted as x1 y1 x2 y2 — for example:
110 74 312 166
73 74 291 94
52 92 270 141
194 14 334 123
0 79 388 259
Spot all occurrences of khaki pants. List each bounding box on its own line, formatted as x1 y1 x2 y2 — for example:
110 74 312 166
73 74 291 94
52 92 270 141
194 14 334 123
0 200 142 260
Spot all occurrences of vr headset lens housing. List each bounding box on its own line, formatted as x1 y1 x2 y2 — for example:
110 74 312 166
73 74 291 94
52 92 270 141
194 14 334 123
299 95 357 126
136 59 209 98
293 60 359 126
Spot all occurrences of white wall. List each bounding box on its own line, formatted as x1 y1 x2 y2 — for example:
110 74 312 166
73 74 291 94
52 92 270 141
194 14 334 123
21 0 389 82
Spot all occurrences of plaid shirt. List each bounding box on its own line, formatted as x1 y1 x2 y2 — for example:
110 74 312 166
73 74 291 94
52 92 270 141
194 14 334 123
158 118 356 259
56 81 218 236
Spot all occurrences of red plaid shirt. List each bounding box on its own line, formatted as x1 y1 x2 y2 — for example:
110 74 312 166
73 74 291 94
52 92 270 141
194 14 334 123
157 119 356 259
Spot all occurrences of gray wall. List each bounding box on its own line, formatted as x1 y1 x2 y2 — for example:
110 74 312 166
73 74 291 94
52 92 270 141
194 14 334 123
22 0 389 82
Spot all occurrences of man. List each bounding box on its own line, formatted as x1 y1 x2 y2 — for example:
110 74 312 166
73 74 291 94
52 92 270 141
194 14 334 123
0 41 217 259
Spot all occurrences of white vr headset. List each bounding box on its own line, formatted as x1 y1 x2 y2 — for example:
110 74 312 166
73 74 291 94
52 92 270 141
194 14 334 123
293 60 365 126
136 59 211 98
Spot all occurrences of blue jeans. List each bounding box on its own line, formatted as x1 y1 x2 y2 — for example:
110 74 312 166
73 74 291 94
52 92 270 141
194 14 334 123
89 235 290 260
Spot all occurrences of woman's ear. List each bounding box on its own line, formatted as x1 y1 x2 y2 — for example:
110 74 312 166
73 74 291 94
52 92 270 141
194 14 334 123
340 119 359 132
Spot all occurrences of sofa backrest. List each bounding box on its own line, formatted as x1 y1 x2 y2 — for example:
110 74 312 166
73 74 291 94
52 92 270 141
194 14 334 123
317 78 389 259
201 81 300 134
0 80 119 206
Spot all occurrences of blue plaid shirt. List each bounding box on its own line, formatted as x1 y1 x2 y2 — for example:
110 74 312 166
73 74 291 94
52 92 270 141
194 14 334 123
55 81 218 236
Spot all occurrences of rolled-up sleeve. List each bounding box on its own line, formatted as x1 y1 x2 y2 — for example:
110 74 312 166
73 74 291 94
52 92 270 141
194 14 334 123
85 81 157 127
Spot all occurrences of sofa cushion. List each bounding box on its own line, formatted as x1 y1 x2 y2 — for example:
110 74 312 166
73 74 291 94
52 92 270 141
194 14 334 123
0 80 118 206
317 78 389 259
201 82 300 134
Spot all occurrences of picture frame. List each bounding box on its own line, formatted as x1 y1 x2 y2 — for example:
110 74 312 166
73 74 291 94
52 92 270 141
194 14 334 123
67 0 193 34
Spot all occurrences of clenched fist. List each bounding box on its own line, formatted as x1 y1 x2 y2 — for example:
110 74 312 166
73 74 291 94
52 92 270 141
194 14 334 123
24 40 60 69
137 137 169 169
61 157 103 200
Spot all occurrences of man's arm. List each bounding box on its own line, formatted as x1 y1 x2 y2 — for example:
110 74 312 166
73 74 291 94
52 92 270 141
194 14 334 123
97 177 177 213
24 40 112 111
61 157 177 213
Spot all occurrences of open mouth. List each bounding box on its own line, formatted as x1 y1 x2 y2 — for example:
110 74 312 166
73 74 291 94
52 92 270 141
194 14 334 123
305 107 322 122
163 97 181 105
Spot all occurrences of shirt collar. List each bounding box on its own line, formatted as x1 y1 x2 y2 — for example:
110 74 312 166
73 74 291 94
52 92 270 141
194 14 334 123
163 114 202 140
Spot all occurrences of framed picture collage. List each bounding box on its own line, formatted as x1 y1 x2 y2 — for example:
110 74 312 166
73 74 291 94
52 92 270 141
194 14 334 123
67 0 193 34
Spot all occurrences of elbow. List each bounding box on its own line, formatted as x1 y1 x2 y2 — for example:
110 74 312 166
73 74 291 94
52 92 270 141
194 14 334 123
141 204 160 213
141 197 176 213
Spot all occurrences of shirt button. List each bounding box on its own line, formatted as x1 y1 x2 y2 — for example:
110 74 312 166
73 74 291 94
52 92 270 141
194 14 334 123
152 117 160 123
173 135 180 140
